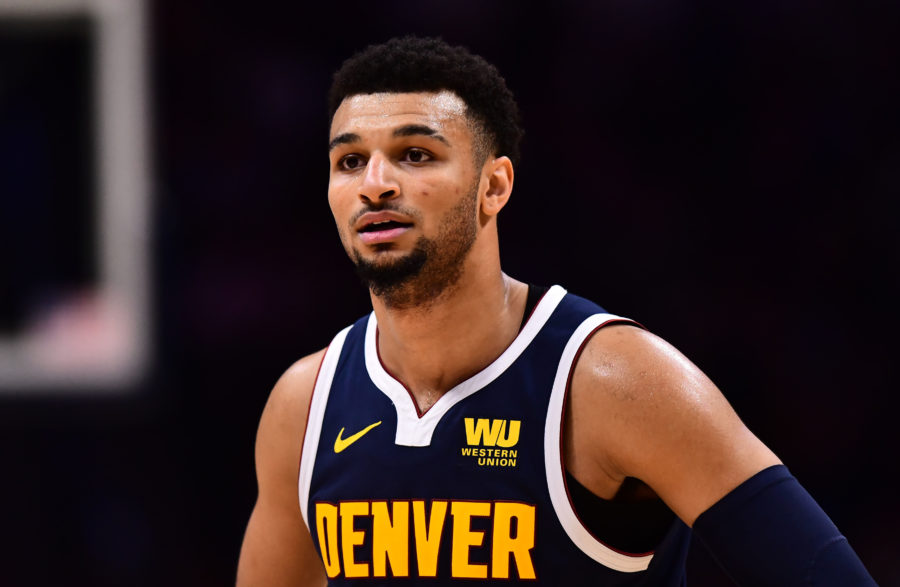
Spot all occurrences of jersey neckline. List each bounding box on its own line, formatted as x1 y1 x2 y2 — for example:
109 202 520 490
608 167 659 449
363 284 567 447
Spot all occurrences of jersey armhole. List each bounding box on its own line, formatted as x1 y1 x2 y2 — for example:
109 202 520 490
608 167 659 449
297 325 351 529
543 313 656 573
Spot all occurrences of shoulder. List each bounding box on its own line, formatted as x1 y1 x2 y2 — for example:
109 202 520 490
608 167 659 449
267 350 329 420
572 322 701 401
255 349 328 483
568 323 780 524
265 350 328 427
571 320 722 407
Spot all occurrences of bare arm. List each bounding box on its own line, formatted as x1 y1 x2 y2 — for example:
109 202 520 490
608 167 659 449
237 350 328 587
566 324 781 526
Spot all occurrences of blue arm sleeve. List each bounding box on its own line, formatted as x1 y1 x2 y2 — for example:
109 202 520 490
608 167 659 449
692 465 877 586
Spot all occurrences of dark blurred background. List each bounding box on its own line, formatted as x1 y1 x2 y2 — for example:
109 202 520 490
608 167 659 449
1 0 898 585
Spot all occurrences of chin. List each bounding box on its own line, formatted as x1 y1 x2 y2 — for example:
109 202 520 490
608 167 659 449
355 241 416 261
352 243 429 295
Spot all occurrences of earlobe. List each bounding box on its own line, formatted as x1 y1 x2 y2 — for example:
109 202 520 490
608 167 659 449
481 156 514 217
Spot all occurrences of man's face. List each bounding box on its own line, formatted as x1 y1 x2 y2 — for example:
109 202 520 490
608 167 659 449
327 91 485 307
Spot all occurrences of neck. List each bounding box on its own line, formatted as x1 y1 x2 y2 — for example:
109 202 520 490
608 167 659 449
371 263 528 413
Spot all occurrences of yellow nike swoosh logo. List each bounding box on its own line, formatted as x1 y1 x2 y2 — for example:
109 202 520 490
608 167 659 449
334 421 382 453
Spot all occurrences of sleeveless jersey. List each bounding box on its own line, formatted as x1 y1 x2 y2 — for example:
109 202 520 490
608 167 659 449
298 285 691 585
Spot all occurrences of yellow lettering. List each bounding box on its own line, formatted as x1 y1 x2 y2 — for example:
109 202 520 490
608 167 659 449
464 418 503 446
413 500 447 577
491 502 536 579
464 418 521 448
340 501 369 578
451 501 490 578
497 419 521 447
315 503 341 578
318 498 535 580
372 501 409 577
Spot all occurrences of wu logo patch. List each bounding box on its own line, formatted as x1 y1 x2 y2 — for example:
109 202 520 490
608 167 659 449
461 418 520 468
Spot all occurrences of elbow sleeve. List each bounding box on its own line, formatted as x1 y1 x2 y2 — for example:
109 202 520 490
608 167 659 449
692 465 876 586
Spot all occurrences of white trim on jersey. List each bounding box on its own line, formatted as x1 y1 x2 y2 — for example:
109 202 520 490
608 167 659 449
544 313 655 573
298 325 352 529
365 284 569 447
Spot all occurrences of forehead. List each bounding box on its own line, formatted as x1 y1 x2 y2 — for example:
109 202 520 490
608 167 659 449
330 91 471 139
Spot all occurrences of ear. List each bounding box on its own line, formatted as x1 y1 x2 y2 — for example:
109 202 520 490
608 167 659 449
480 156 514 217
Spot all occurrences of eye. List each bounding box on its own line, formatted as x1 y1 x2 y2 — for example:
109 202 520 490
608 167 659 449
338 154 366 171
402 148 433 164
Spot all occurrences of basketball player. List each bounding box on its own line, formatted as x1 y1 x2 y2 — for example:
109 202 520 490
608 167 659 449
236 37 875 585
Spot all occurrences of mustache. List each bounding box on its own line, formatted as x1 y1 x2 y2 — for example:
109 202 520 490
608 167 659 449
348 203 421 228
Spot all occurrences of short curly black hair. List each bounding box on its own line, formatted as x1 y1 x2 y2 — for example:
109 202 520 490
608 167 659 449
328 36 523 166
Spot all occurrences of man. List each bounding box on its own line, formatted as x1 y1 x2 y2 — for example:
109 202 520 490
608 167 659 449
237 37 875 585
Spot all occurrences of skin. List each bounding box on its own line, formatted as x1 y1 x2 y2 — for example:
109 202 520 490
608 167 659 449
236 91 782 586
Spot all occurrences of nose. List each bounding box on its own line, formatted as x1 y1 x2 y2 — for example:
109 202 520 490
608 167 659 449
359 152 399 203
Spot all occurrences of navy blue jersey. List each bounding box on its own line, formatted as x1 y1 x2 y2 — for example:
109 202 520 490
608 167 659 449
298 286 690 585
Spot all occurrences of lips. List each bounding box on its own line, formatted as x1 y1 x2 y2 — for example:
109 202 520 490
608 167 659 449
355 211 414 245
358 219 410 233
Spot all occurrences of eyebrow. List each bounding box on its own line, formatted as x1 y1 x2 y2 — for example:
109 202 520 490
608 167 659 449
328 124 451 152
328 132 361 151
392 124 450 145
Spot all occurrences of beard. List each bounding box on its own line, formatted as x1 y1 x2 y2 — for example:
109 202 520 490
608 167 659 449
349 186 478 310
